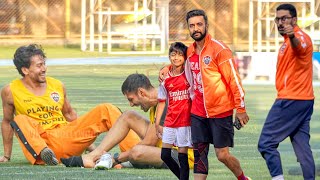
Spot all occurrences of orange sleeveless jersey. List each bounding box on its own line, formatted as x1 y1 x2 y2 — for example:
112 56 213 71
10 77 68 130
276 26 314 100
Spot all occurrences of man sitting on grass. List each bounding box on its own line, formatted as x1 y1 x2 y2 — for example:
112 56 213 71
61 73 194 173
0 44 140 165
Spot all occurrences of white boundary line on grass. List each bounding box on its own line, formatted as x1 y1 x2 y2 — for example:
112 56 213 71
1 57 319 86
0 57 169 66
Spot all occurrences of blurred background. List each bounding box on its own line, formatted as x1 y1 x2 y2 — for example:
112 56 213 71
0 0 319 52
0 0 320 82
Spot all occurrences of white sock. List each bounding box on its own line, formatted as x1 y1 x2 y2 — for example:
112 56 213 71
272 174 284 180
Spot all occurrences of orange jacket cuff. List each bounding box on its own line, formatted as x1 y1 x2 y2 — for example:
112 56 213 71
236 108 246 113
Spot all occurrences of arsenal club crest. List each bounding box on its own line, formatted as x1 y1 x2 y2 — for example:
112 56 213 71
51 92 60 102
203 55 211 65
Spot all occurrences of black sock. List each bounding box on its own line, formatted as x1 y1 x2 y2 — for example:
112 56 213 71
161 148 180 178
178 153 189 180
60 156 84 167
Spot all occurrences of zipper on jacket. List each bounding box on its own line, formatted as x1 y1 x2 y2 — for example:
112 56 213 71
198 46 210 118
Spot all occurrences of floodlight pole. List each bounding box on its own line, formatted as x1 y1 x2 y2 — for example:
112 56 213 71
249 0 253 52
81 0 86 51
233 0 238 50
65 0 70 40
98 0 103 52
151 0 156 51
89 0 94 51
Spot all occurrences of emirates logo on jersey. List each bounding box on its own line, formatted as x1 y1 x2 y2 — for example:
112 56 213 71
51 92 60 102
203 55 211 65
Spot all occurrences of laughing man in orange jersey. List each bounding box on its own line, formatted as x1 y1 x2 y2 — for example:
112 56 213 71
258 4 315 180
0 44 140 165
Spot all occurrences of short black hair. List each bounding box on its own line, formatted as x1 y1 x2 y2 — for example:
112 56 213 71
13 44 46 77
169 42 188 59
186 9 208 25
276 4 297 17
121 73 154 95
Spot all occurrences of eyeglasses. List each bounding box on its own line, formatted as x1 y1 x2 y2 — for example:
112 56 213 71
274 16 293 23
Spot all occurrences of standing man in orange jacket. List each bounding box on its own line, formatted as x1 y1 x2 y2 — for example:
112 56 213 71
258 4 315 180
161 9 250 180
184 9 250 180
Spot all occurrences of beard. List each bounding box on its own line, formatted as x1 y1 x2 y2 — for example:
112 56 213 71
278 26 285 36
277 22 293 36
191 28 207 41
36 73 47 83
140 104 149 112
37 77 46 83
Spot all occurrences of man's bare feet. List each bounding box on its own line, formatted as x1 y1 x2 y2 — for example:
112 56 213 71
82 154 97 168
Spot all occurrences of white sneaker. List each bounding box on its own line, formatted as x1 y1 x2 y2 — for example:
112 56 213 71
94 153 113 170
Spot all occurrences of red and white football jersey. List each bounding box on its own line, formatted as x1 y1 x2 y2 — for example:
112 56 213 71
158 71 191 127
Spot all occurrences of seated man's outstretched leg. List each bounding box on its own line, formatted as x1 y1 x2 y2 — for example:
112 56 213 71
127 144 163 167
107 122 167 169
61 110 150 167
111 112 163 168
59 104 140 159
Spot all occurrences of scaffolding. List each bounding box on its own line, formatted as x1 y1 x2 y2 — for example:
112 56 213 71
249 0 320 52
81 0 167 54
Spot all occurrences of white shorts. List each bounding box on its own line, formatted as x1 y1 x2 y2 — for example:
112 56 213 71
162 126 192 148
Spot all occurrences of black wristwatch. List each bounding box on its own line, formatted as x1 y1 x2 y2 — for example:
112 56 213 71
113 153 121 164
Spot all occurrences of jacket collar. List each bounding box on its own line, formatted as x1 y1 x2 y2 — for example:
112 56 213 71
190 33 212 54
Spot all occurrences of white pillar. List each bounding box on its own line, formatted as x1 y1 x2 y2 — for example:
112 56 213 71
81 0 86 51
89 0 94 51
98 0 103 52
249 0 253 52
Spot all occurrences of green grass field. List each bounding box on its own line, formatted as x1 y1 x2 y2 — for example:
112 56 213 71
0 64 319 180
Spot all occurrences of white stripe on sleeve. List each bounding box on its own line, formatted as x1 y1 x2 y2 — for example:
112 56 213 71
228 59 245 107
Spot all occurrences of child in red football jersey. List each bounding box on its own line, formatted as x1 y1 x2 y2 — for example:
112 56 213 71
155 42 192 180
